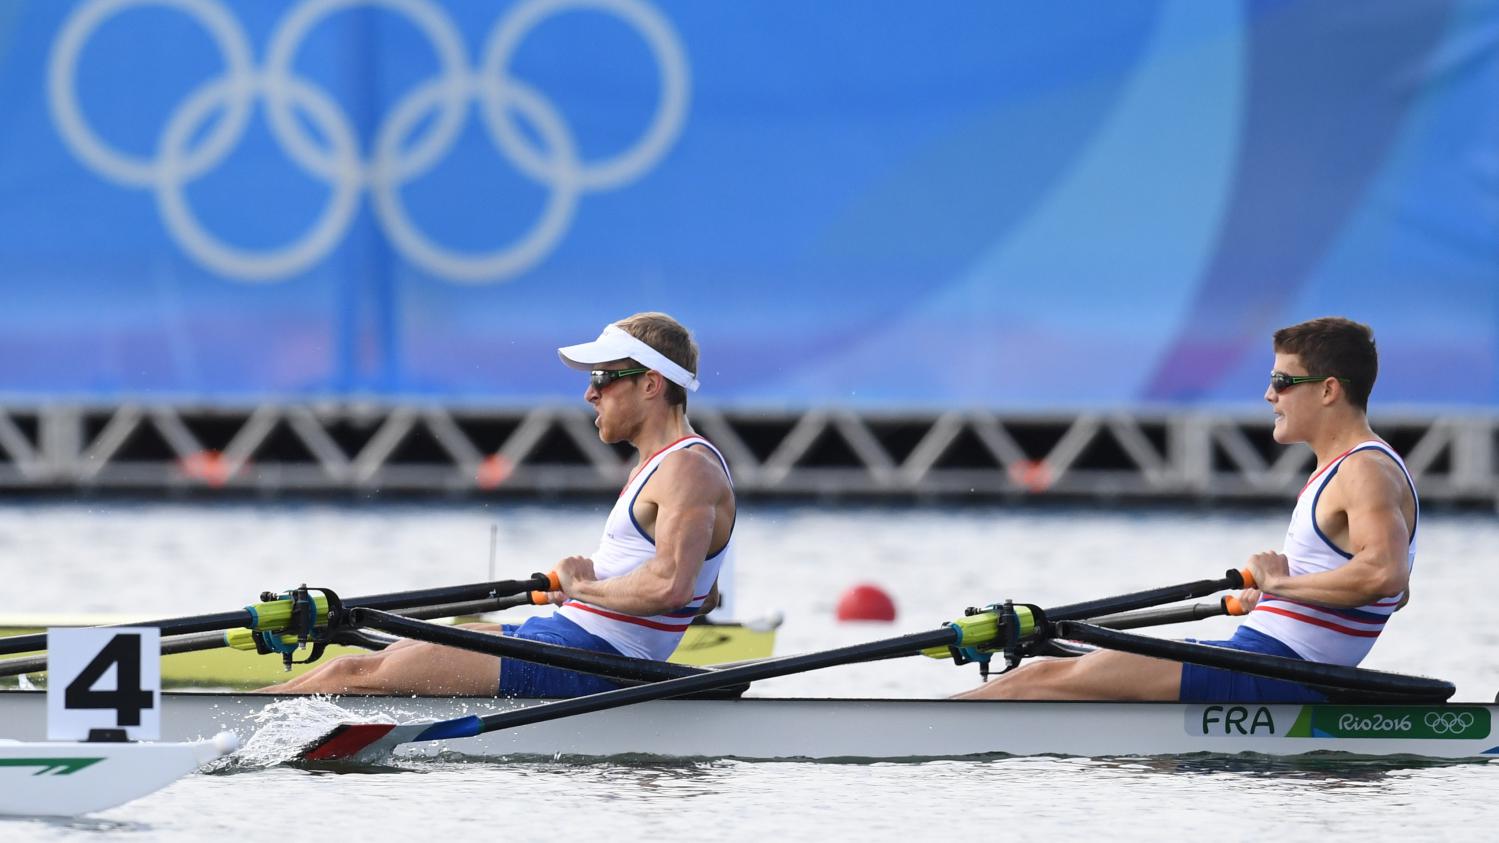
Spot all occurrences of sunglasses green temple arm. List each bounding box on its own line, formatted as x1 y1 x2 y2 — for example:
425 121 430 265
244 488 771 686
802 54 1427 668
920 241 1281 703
1272 373 1351 386
590 367 651 385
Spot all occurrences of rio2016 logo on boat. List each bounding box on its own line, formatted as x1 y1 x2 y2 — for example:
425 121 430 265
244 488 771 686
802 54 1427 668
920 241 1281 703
47 0 689 284
1303 707 1490 740
1335 712 1411 733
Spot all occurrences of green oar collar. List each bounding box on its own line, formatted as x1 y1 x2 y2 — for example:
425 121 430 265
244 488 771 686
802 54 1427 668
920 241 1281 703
922 601 1043 678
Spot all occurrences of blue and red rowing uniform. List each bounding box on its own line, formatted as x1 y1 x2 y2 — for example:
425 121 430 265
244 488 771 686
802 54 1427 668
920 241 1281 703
500 435 735 698
1180 441 1418 702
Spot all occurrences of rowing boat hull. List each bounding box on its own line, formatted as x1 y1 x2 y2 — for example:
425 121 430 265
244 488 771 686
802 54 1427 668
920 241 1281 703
1 691 1494 761
0 733 236 817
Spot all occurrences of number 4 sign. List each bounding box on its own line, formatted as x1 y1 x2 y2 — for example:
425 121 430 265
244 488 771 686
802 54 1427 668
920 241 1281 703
46 628 161 740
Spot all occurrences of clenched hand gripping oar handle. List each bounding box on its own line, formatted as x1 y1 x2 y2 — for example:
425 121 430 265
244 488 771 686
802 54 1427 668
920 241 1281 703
0 572 560 658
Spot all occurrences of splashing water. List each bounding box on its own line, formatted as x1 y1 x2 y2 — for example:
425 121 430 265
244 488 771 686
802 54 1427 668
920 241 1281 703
225 696 395 770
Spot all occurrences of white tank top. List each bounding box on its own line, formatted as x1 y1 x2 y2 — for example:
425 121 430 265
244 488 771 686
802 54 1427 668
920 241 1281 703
557 435 734 660
1241 441 1418 665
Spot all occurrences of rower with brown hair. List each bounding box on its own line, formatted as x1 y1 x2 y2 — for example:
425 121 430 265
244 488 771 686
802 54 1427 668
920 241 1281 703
957 316 1418 702
259 312 737 697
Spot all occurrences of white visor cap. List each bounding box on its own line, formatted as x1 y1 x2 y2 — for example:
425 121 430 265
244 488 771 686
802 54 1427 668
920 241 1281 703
558 325 700 392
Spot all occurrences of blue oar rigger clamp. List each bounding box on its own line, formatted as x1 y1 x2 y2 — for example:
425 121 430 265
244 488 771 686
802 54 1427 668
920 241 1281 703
251 584 347 671
943 607 994 673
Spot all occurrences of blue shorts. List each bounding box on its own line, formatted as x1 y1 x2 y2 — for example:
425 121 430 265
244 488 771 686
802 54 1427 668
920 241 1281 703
496 613 625 699
1177 627 1328 703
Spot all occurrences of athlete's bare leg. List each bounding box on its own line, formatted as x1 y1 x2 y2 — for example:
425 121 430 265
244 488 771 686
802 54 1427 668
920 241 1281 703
257 623 511 695
952 650 1182 701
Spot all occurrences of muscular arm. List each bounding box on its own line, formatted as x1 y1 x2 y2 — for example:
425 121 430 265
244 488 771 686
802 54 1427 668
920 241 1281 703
557 451 725 616
1251 454 1412 608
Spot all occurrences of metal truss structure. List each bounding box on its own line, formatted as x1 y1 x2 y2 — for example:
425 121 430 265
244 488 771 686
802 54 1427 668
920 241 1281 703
0 404 1493 504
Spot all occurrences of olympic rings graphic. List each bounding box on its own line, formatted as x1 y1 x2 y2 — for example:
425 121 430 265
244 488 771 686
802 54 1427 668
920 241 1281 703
47 0 690 283
1423 711 1475 734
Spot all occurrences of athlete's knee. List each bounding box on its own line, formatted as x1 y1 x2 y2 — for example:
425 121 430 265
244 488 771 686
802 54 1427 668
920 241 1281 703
1024 657 1085 687
1005 656 1106 699
956 658 1069 699
317 652 389 682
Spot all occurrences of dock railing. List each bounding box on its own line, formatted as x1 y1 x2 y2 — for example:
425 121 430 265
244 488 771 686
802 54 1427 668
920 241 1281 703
0 404 1491 504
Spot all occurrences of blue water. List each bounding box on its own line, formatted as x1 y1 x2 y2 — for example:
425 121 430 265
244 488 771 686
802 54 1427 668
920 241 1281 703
3 501 1497 840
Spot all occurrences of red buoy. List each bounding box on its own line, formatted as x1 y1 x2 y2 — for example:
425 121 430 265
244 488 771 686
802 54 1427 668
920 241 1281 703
836 583 897 622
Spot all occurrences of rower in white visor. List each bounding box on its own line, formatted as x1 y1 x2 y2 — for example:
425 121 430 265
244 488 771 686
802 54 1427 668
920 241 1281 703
260 312 736 698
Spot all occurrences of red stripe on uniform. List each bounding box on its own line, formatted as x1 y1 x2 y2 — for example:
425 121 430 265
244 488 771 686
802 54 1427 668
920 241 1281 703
564 601 693 632
1259 595 1390 625
1254 605 1382 637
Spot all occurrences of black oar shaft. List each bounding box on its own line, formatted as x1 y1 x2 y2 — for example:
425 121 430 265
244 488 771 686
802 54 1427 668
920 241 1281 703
0 593 544 678
0 625 405 680
323 575 552 616
0 574 554 657
1088 597 1235 631
349 608 716 686
0 610 252 658
390 593 540 622
1046 570 1247 622
1053 621 1454 701
0 652 45 677
0 629 231 678
471 627 960 734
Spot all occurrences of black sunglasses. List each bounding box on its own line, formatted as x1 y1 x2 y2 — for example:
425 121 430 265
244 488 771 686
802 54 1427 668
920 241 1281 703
1270 371 1350 393
589 367 650 389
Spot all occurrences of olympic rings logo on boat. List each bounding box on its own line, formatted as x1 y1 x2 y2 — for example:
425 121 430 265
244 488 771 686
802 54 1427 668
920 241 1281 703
47 0 689 284
1423 711 1476 734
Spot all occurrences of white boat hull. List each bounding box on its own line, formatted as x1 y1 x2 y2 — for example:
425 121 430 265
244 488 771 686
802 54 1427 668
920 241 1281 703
0 733 237 817
2 690 1495 762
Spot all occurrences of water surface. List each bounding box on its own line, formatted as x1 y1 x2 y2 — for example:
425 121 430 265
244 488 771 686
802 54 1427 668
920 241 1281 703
2 501 1495 840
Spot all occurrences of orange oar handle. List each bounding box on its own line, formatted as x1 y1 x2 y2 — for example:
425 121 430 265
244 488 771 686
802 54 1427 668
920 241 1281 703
1222 594 1247 616
1237 567 1256 589
528 570 563 604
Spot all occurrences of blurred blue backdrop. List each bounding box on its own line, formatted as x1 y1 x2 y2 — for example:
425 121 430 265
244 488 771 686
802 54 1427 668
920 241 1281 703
0 0 1494 408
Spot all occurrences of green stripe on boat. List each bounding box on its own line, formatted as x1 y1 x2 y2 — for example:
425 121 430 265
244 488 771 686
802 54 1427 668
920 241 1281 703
0 757 104 775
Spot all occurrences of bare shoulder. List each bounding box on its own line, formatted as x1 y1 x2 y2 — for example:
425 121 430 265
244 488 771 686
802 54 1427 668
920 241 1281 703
649 447 732 503
1334 450 1410 508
